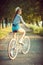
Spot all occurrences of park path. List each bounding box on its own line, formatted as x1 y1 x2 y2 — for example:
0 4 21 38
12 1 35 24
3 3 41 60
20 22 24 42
0 24 43 65
0 26 43 50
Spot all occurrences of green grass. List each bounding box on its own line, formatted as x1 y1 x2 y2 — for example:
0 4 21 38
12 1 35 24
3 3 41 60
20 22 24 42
0 23 43 39
0 26 12 39
27 23 43 35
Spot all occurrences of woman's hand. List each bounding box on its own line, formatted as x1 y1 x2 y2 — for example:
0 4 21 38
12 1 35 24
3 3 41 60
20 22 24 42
25 23 29 28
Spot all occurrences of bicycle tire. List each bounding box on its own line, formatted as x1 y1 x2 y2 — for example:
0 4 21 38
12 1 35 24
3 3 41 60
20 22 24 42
22 36 30 54
8 38 18 60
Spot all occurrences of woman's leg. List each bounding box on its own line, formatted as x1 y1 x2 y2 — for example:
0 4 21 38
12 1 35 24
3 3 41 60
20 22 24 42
13 32 16 39
18 28 26 43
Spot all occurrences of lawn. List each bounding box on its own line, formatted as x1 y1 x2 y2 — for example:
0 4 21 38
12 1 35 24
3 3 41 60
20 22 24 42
0 23 43 39
27 24 43 36
0 26 12 39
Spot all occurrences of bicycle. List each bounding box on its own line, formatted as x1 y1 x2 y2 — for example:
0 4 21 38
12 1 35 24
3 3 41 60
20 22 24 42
8 31 30 60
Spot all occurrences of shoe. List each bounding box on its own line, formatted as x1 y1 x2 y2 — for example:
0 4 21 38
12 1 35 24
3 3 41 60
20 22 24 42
19 40 24 45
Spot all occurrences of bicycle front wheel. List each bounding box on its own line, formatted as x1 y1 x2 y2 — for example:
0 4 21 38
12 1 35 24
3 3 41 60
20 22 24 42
8 38 18 60
22 36 30 54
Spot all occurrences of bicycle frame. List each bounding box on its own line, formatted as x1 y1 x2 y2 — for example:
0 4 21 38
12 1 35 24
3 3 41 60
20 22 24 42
8 32 30 60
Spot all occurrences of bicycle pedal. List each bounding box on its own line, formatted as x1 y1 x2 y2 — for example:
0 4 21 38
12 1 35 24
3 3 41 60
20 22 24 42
19 43 24 46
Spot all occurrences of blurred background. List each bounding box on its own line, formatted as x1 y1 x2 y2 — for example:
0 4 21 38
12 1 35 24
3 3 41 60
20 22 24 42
0 1 43 65
0 0 43 39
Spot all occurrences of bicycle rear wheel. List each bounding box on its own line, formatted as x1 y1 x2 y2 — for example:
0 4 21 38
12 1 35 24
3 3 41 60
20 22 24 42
22 36 30 54
8 38 18 60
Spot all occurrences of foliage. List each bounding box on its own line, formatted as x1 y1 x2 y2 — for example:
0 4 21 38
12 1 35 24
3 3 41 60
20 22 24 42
0 26 12 39
0 0 43 22
27 24 43 35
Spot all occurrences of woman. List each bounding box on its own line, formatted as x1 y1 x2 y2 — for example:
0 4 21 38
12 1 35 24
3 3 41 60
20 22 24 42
12 7 27 44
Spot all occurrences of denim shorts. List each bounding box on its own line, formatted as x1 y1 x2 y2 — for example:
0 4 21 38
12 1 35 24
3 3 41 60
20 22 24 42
12 24 20 32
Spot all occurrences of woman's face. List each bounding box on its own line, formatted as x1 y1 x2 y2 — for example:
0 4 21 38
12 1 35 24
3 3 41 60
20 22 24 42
18 9 22 14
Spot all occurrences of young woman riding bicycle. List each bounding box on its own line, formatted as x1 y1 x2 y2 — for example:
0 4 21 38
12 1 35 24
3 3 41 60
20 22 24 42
12 7 27 44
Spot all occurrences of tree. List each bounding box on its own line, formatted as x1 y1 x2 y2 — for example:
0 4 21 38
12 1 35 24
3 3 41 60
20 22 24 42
39 0 43 26
0 0 43 25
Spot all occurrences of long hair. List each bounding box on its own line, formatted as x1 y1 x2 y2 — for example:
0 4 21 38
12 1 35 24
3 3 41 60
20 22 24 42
14 10 19 18
13 7 22 20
